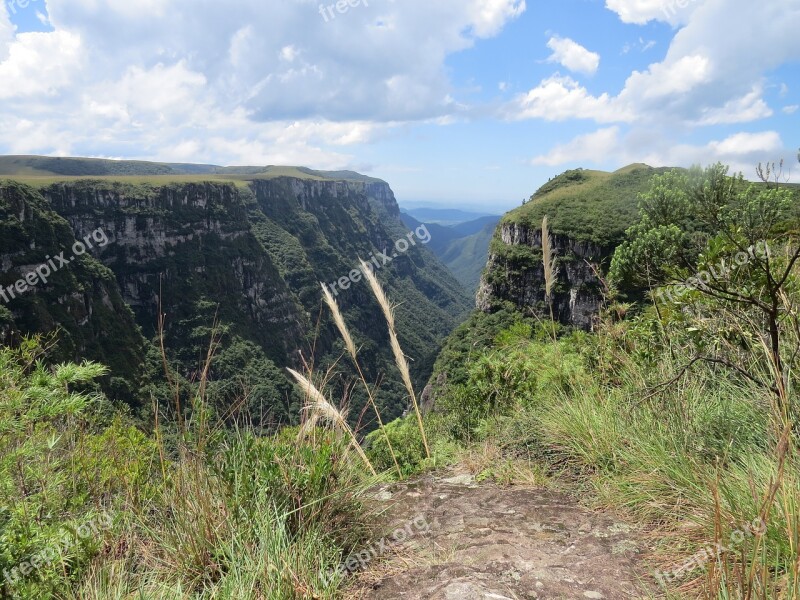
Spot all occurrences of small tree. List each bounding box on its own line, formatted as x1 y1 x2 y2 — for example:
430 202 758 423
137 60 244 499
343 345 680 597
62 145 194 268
611 161 800 411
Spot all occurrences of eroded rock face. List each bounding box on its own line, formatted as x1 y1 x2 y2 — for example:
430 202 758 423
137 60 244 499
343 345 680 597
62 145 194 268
353 473 650 599
477 223 610 330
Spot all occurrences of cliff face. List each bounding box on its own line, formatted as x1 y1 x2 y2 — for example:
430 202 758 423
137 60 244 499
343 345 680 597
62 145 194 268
0 173 470 422
477 222 609 330
476 165 666 330
0 181 148 401
42 180 305 364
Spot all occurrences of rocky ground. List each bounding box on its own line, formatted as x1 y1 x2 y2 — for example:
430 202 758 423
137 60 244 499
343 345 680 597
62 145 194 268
348 471 654 600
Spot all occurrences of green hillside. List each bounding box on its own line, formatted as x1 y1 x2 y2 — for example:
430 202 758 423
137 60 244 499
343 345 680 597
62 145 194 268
506 164 674 247
401 213 500 294
0 156 384 186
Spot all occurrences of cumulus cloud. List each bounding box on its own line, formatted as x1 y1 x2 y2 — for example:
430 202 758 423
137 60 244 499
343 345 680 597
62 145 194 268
511 0 798 130
531 127 620 165
605 0 701 26
0 5 15 62
532 127 788 178
0 0 525 165
546 36 600 76
508 75 631 122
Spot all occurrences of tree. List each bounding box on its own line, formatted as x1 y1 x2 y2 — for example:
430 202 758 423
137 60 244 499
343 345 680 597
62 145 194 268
610 162 800 410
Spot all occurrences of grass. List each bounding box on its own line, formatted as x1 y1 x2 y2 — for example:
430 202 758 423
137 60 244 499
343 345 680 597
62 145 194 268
0 326 381 599
7 174 254 189
0 156 386 188
506 164 674 246
420 304 800 599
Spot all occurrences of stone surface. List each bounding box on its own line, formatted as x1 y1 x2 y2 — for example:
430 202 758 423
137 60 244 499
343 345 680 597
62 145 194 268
351 472 651 599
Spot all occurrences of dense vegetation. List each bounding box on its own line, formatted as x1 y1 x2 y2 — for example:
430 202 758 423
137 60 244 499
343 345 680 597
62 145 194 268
0 173 470 431
0 336 374 599
508 164 674 247
375 162 800 598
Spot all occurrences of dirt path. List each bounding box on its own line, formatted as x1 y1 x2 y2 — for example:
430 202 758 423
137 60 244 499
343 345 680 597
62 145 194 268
349 471 653 600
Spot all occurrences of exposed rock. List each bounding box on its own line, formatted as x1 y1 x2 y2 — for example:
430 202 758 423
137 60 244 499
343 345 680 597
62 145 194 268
477 223 609 330
351 472 651 599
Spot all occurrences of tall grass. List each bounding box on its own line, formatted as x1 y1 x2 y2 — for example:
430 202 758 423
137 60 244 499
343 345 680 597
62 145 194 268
360 259 430 459
0 316 376 598
321 284 401 476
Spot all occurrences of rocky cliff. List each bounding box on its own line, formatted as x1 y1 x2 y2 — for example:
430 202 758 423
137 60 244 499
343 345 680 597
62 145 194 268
475 165 669 329
0 167 471 424
477 223 608 329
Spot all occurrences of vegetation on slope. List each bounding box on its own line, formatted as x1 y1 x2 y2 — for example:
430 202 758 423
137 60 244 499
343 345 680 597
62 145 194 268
400 212 500 293
0 335 374 599
372 162 800 599
0 173 470 430
505 164 673 247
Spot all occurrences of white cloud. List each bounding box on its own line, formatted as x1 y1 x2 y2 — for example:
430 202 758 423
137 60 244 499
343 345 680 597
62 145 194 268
0 0 526 166
605 0 700 26
532 126 621 165
508 74 631 122
0 30 83 99
783 105 799 115
532 127 787 178
694 87 772 125
0 4 15 62
511 0 799 130
467 0 527 36
546 36 600 76
707 131 783 156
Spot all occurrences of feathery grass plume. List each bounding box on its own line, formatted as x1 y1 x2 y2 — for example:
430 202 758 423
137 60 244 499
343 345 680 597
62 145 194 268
321 283 402 476
359 260 431 459
287 368 376 475
541 216 557 303
321 284 356 358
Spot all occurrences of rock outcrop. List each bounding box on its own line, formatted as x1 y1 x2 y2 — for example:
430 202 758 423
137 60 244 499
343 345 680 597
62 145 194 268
477 222 610 330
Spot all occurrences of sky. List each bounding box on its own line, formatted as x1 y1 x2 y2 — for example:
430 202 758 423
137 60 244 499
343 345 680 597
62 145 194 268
0 0 798 212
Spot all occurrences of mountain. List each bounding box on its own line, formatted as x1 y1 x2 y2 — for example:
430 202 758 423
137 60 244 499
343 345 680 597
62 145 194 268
0 155 386 183
477 164 672 328
401 207 498 226
0 157 471 425
401 213 500 294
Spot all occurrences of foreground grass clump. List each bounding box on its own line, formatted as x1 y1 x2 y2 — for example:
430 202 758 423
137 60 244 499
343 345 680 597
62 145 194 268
421 316 799 598
0 337 373 599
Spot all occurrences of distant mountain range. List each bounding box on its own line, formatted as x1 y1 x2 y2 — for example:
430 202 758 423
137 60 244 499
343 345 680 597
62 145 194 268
401 211 500 294
401 207 499 227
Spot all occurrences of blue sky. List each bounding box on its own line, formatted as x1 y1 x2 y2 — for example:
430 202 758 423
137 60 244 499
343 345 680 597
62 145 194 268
1 0 798 212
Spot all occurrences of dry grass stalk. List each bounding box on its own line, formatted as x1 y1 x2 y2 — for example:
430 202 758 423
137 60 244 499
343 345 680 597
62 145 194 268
287 368 376 475
359 260 431 459
541 216 557 303
321 284 402 476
